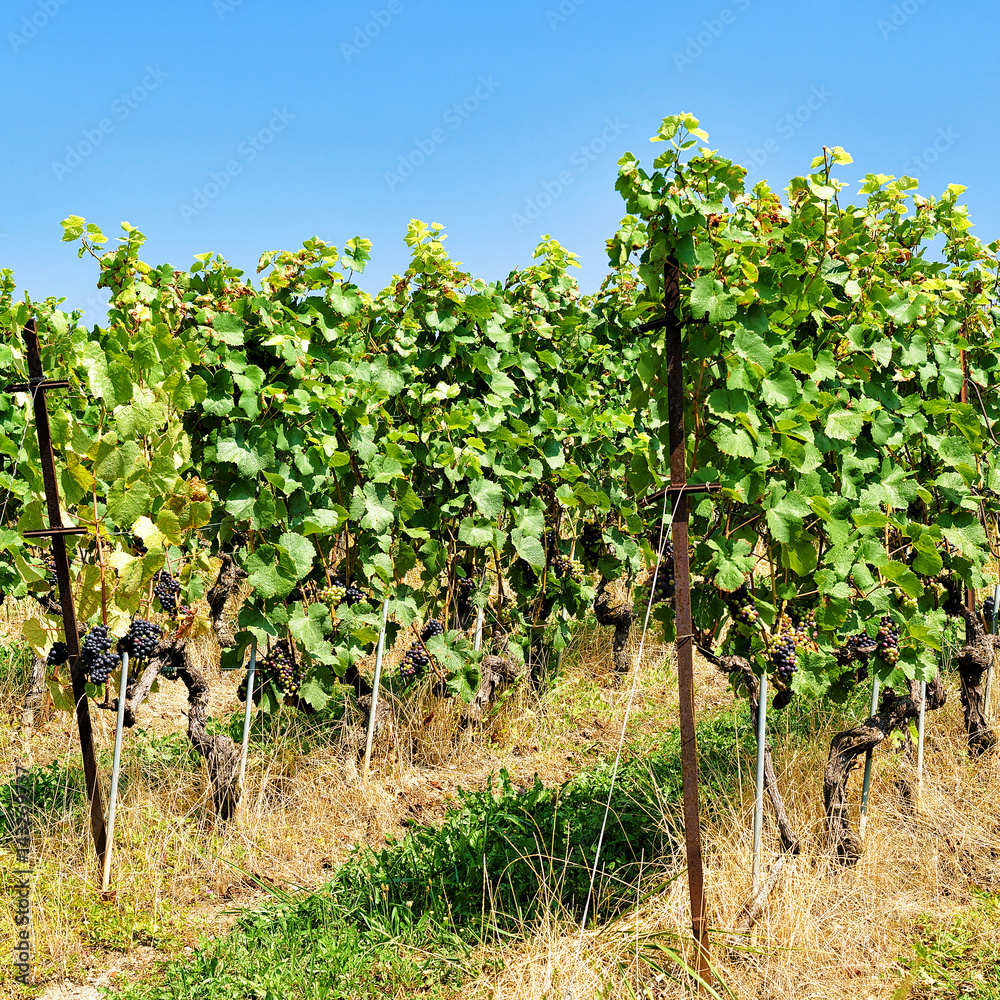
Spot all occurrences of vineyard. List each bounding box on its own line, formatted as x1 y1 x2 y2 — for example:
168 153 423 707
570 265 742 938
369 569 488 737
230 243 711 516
2 113 1000 998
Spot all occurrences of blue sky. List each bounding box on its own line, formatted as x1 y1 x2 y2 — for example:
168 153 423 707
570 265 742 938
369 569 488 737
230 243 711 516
1 0 997 316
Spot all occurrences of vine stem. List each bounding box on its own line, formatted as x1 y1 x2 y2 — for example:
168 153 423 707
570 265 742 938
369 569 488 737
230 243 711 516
92 483 108 627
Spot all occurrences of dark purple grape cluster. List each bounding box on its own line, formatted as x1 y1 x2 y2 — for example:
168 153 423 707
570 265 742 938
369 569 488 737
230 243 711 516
726 583 759 626
544 530 560 561
344 584 365 607
232 530 248 548
637 564 675 610
655 540 675 599
876 616 900 665
456 576 476 611
261 639 300 696
131 536 148 556
153 570 181 616
512 558 538 583
400 643 429 679
47 642 69 667
118 618 161 662
983 596 996 627
580 521 605 564
551 555 584 580
82 625 118 684
422 619 444 642
845 631 875 655
46 559 57 587
770 635 797 680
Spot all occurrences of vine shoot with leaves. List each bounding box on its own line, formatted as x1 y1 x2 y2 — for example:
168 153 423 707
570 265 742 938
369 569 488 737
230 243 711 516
2 113 998 862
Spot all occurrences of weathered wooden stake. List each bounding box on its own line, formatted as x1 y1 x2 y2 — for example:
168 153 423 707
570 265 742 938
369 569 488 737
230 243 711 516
662 260 713 989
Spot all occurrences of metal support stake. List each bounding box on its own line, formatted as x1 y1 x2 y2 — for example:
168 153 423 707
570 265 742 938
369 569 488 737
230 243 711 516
363 599 390 773
916 679 926 809
238 638 258 792
102 652 129 891
859 676 880 840
985 583 1000 719
752 668 767 894
473 606 484 653
663 260 712 991
18 322 107 868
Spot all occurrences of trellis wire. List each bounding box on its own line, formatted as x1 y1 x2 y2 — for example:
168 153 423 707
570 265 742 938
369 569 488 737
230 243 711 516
101 651 129 891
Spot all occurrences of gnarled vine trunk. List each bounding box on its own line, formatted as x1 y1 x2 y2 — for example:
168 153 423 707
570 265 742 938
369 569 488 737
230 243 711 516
460 624 524 728
114 553 248 821
824 674 946 864
594 580 633 677
952 604 996 756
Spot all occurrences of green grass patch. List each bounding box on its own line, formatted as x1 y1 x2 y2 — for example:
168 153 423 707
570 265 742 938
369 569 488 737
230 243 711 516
109 711 751 1000
0 759 88 841
893 891 1000 999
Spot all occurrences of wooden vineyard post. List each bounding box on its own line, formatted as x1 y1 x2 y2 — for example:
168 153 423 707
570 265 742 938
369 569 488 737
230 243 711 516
8 321 107 870
642 260 721 990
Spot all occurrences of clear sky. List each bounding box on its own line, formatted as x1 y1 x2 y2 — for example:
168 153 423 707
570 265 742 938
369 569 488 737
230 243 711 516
1 0 997 316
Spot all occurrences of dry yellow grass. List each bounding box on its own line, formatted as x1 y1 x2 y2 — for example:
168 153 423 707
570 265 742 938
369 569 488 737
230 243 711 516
1 602 999 1000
